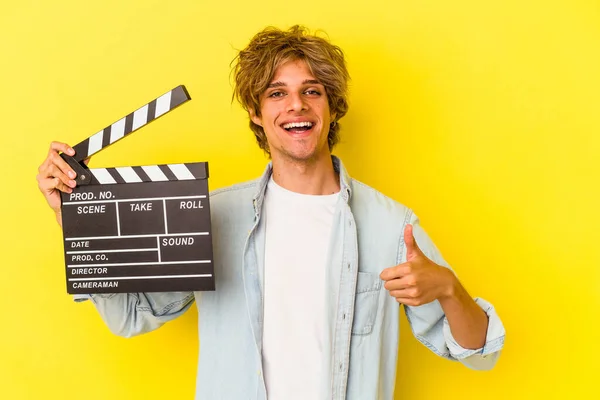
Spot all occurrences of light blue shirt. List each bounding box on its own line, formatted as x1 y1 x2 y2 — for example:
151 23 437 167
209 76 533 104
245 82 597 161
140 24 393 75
77 156 505 399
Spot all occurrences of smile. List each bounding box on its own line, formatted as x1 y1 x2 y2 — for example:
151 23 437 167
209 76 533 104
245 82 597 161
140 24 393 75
281 121 314 133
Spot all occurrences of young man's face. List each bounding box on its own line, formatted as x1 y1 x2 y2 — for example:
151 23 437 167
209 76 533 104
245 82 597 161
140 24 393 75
251 59 335 163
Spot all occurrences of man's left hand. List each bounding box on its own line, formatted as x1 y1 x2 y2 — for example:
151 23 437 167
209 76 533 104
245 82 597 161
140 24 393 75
380 224 455 306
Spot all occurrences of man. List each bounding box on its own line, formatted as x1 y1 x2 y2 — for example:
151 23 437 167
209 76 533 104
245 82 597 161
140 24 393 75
37 25 505 399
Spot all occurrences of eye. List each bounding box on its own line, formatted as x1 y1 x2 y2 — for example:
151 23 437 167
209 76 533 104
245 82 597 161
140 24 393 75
304 89 321 96
268 91 285 98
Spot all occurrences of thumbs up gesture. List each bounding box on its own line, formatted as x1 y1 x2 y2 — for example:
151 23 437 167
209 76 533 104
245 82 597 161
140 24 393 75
379 224 455 306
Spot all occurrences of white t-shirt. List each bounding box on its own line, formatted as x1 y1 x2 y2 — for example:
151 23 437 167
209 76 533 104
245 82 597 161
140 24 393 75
262 176 339 399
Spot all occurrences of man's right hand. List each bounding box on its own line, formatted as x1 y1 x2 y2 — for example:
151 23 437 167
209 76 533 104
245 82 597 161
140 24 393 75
36 141 81 226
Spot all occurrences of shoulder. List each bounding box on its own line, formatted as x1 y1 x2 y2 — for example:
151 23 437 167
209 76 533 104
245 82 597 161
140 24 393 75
349 178 413 223
207 178 260 220
349 178 415 264
207 178 260 233
210 178 260 202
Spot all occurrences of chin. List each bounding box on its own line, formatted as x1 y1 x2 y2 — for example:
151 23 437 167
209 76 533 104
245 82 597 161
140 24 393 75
281 145 328 163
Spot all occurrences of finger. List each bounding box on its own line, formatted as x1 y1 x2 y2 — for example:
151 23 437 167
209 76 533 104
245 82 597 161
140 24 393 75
49 164 77 188
404 224 423 258
38 158 50 174
48 151 77 180
38 177 72 194
83 157 91 166
395 297 420 307
388 286 420 299
380 263 412 281
383 275 415 291
55 178 73 194
50 141 75 156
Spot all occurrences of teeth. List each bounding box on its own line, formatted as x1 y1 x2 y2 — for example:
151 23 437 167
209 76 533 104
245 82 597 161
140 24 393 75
282 121 313 129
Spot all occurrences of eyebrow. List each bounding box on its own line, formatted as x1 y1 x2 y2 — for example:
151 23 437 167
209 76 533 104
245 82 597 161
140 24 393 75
267 79 322 88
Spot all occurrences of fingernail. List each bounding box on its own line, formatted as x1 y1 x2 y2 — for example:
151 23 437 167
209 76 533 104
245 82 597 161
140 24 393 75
68 147 75 155
68 170 76 179
69 180 76 187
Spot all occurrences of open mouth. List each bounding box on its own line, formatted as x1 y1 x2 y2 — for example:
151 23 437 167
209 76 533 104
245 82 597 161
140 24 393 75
281 121 314 133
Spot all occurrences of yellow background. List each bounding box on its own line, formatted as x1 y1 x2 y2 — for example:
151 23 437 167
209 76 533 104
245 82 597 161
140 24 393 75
1 0 598 399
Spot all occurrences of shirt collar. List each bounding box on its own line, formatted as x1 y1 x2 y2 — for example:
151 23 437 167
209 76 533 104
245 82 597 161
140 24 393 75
252 155 352 216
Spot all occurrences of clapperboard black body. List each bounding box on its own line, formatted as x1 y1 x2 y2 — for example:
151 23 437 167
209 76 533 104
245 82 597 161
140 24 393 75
60 85 215 294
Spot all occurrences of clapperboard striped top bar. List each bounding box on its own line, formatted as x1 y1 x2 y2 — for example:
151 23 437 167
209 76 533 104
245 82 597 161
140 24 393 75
71 85 191 162
88 162 209 185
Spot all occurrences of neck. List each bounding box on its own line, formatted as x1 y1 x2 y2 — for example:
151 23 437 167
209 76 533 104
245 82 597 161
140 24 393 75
271 153 340 195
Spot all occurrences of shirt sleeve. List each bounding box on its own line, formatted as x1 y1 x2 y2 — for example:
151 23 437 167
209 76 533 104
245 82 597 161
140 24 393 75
401 212 506 370
72 291 195 338
442 297 505 369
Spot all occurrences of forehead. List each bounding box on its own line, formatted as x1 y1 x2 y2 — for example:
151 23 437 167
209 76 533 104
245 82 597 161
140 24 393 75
271 59 317 83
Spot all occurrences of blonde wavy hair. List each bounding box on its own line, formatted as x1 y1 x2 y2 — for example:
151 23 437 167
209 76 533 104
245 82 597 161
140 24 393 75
232 25 350 155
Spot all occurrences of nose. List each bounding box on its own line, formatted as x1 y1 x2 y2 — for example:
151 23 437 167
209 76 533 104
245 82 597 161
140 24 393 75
286 92 307 113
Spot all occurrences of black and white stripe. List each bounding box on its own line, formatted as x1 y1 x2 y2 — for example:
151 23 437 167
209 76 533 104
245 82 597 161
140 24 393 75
72 85 191 162
88 162 208 185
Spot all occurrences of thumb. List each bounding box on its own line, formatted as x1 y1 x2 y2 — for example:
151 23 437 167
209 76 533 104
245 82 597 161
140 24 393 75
404 224 423 258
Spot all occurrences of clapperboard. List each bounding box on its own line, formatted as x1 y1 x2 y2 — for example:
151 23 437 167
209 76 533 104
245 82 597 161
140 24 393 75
60 85 215 295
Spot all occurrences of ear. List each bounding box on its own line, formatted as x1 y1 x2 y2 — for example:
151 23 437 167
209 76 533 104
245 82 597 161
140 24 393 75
249 108 262 127
330 112 337 124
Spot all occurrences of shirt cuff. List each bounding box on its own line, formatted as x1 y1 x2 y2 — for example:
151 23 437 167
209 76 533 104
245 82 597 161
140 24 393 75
72 294 91 302
442 297 506 360
72 293 117 302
